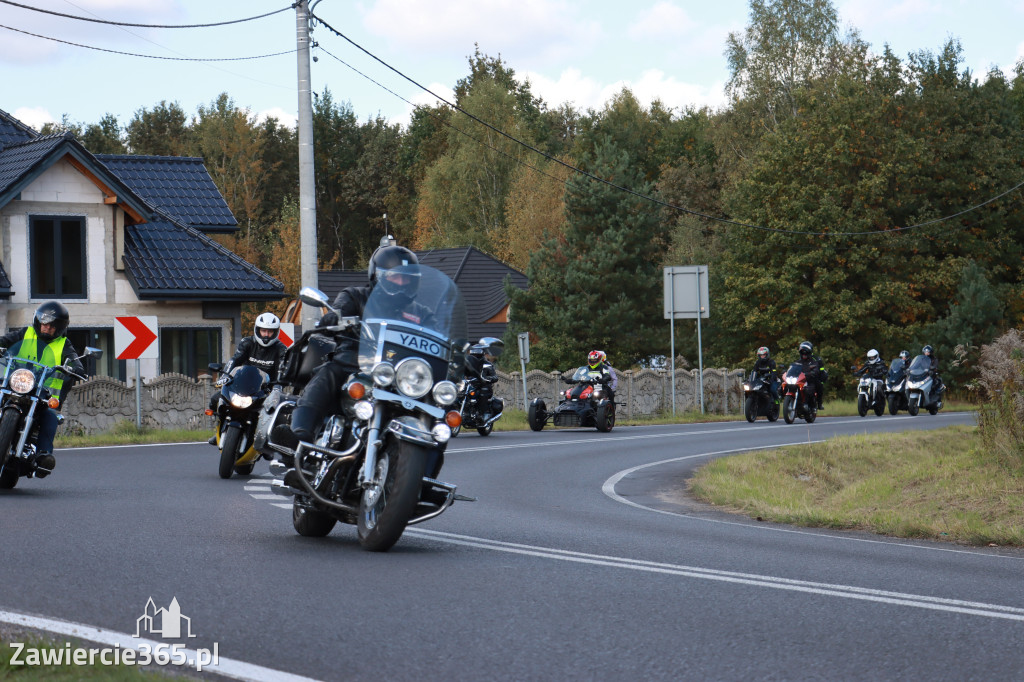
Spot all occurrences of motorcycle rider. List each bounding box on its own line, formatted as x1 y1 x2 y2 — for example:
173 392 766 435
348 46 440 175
464 338 503 421
922 344 945 398
207 312 287 443
0 301 84 478
797 341 826 409
752 346 779 400
899 350 911 368
288 240 430 443
853 348 886 379
571 350 618 398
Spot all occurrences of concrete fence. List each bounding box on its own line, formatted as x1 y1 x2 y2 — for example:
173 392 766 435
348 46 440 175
61 366 744 435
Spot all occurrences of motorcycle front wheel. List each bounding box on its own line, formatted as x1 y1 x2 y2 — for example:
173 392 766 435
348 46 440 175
887 395 898 416
218 427 242 479
857 394 868 417
595 402 615 432
908 394 920 417
0 408 21 473
357 439 428 552
527 400 546 432
783 395 796 424
744 395 756 423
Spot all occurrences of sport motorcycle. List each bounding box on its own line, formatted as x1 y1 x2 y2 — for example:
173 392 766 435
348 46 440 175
206 363 272 478
743 369 779 423
780 362 817 424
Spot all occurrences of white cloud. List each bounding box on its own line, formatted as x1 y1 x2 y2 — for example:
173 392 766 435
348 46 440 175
255 107 297 128
524 67 726 114
12 106 55 131
627 2 695 41
358 0 600 67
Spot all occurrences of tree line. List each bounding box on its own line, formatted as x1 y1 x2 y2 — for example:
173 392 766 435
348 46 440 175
48 0 1024 392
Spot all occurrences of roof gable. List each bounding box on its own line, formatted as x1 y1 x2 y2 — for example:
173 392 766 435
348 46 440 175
123 221 282 301
96 155 238 232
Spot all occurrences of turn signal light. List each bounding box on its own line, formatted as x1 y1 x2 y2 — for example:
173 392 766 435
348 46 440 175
445 410 462 428
48 397 60 409
348 382 366 400
204 408 214 416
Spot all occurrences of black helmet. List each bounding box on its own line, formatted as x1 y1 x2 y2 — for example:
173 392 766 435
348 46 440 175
757 346 769 360
922 345 933 355
368 242 418 286
33 301 70 341
369 244 420 305
798 341 813 357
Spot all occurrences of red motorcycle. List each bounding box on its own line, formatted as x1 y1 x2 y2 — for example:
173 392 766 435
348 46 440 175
780 362 817 424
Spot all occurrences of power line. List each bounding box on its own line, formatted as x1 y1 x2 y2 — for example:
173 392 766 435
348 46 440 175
0 23 296 61
0 0 292 28
310 11 1024 238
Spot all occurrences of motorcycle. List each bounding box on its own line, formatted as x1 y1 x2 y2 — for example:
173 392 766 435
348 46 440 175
206 363 272 479
528 366 617 433
453 337 504 437
780 362 817 424
854 367 886 417
905 354 944 416
884 358 909 416
743 369 780 423
0 344 102 488
266 265 473 551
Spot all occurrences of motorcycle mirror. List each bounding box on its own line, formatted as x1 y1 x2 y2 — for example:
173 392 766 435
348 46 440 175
209 362 224 372
83 346 103 360
298 286 331 309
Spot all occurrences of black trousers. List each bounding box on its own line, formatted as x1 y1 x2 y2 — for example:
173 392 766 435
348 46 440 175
291 359 355 439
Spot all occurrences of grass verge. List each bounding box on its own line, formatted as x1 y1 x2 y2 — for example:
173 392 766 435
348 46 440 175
689 425 1024 546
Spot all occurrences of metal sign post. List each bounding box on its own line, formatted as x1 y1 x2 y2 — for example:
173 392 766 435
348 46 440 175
663 267 709 414
517 332 530 411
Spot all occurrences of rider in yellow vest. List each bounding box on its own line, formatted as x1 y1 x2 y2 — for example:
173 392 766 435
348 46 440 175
0 301 83 477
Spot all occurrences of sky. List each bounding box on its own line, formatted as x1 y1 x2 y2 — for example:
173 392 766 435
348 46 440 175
2 0 1024 133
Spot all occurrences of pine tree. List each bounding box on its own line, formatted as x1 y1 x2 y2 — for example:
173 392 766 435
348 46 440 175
508 137 663 369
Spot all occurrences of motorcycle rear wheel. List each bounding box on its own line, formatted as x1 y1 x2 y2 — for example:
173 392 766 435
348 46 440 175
0 465 17 489
744 395 756 423
218 427 241 479
857 394 868 417
527 400 546 432
292 498 337 537
476 423 493 436
767 400 780 422
928 404 939 415
234 463 255 476
874 400 885 417
357 439 428 552
783 395 796 424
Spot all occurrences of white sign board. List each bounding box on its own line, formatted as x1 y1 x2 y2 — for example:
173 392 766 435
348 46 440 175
278 322 295 348
664 266 709 319
114 316 159 360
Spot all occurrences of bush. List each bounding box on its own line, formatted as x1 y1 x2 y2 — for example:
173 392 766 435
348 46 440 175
974 329 1024 469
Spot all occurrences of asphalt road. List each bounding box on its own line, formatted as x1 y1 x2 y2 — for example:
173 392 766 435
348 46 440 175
3 410 1022 681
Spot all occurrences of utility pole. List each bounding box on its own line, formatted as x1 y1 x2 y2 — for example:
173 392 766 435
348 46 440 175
295 0 319 332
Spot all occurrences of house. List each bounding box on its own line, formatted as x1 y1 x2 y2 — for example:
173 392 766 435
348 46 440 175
319 245 528 341
0 108 284 380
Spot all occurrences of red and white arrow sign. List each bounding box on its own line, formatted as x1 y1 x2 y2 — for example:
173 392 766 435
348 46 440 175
278 322 295 348
115 316 158 360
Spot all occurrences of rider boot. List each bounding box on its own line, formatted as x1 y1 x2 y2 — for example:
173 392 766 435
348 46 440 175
34 451 55 478
289 404 319 443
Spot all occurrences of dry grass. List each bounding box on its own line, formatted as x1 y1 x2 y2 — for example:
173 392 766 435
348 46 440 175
689 425 1024 546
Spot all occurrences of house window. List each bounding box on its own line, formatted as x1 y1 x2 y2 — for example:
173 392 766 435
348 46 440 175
30 215 86 299
160 328 222 379
66 328 125 382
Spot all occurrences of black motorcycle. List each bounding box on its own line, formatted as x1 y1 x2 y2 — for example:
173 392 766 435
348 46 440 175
265 265 474 551
207 363 272 479
454 337 504 437
743 369 780 423
884 358 909 416
528 366 617 433
0 343 101 488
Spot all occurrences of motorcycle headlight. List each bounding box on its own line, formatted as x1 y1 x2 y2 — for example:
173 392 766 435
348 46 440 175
395 358 432 398
785 376 798 385
229 394 253 409
353 400 374 421
10 369 36 394
743 384 750 391
433 381 458 406
432 423 452 444
371 362 396 388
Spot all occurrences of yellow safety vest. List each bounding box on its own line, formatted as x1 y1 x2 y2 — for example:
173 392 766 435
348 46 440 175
14 327 66 392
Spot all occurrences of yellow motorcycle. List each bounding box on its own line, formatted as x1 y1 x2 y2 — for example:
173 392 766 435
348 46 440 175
206 364 270 478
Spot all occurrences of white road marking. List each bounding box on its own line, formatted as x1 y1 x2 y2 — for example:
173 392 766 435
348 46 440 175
0 609 322 682
406 528 1024 622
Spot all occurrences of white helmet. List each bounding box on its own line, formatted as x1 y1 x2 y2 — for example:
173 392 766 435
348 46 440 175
866 349 879 363
254 312 281 347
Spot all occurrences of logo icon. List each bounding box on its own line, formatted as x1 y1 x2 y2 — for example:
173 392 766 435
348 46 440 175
135 597 196 639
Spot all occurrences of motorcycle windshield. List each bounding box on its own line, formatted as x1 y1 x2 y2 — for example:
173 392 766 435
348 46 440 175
784 363 806 380
572 366 605 382
907 355 930 381
226 365 268 397
887 358 906 381
358 264 468 382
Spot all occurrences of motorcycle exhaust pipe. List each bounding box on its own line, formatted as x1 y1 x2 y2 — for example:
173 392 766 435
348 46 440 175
481 411 504 427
